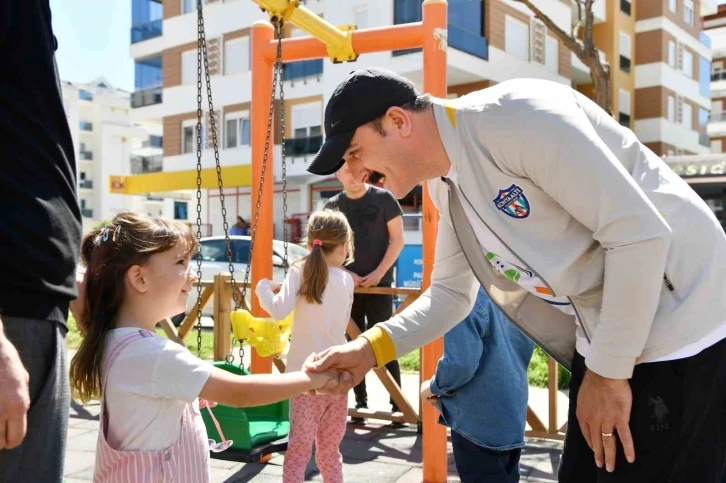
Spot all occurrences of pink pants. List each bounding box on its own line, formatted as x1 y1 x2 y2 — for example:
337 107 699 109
283 393 348 482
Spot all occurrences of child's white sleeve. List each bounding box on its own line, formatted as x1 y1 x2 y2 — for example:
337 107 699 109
115 337 213 403
255 267 301 320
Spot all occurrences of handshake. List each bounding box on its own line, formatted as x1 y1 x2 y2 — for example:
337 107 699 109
300 337 378 394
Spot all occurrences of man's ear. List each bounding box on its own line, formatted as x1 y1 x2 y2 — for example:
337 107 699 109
126 265 148 293
386 106 413 138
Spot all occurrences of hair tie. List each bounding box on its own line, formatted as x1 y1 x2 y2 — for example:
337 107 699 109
313 239 322 247
101 228 109 242
113 225 121 242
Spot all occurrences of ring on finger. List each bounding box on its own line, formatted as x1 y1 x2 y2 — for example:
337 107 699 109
601 432 614 438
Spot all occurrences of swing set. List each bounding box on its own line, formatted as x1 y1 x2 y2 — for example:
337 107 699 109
165 0 449 477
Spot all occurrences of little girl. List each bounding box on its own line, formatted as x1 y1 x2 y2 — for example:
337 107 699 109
69 212 338 483
256 209 355 483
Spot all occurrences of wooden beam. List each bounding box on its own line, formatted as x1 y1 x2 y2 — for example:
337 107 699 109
179 286 214 340
159 318 184 346
348 408 407 423
548 356 559 433
526 406 547 432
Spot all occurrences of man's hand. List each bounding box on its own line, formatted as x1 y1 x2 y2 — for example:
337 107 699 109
576 369 635 472
69 265 87 327
0 326 30 450
360 269 383 288
305 337 376 394
420 379 439 408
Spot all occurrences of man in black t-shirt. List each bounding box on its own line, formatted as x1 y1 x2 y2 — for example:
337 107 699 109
325 163 405 421
0 2 81 481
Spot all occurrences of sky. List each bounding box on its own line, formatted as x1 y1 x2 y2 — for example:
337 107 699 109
50 0 135 92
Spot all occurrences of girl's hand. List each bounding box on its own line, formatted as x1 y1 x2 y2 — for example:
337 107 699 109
271 283 282 294
198 398 218 408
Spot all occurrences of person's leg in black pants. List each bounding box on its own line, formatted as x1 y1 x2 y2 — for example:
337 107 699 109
559 338 726 483
350 294 368 410
365 293 401 411
451 430 521 483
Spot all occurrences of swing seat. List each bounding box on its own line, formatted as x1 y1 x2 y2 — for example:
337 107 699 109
201 361 290 462
230 309 293 358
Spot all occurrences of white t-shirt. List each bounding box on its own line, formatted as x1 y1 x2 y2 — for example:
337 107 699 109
103 328 213 451
256 264 354 372
447 168 726 363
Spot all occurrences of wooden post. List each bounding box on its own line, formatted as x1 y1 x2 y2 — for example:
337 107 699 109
213 273 232 361
548 356 558 433
421 1 448 482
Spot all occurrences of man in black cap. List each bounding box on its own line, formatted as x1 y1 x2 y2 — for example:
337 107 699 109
306 67 726 482
0 2 81 481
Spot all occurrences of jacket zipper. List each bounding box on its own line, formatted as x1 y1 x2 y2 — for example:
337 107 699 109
455 181 592 344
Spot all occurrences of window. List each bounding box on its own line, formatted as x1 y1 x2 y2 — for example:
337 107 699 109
712 140 723 153
80 199 87 209
669 0 677 13
80 172 86 181
505 15 529 61
224 112 250 149
224 37 250 76
684 0 694 26
618 89 631 127
682 49 694 78
354 4 369 29
174 201 188 220
79 90 93 101
182 0 204 14
682 102 693 130
619 32 631 73
620 0 631 16
181 50 197 85
668 40 676 68
182 120 201 154
668 96 676 122
80 121 93 131
545 36 558 74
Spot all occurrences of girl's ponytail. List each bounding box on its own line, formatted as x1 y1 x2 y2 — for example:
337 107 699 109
300 239 328 304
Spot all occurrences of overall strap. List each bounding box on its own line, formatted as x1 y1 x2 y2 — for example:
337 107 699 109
102 329 155 392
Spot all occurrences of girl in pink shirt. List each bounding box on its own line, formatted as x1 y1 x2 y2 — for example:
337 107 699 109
69 212 338 483
256 209 355 483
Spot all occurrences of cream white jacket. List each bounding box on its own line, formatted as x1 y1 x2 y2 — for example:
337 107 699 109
375 79 726 379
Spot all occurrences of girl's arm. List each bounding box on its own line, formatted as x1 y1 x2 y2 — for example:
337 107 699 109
255 267 301 320
199 367 335 408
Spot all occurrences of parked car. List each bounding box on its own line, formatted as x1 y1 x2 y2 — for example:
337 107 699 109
175 236 309 324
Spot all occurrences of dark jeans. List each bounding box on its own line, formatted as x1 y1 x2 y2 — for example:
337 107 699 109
0 317 69 483
350 293 401 409
559 337 726 483
451 430 521 483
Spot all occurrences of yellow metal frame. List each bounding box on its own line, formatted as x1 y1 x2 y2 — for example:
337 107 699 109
109 165 252 195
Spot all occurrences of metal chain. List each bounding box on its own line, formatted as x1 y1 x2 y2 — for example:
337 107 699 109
279 23 289 277
240 21 285 300
194 0 205 358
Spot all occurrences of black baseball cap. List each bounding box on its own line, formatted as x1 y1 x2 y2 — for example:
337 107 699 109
307 67 419 176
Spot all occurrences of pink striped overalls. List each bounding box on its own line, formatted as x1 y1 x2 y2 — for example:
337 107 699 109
94 330 210 483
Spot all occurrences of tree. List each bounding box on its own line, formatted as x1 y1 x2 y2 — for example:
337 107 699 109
513 0 611 114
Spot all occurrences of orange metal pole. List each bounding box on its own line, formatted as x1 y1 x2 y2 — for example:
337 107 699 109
250 21 275 375
421 1 448 482
261 23 426 62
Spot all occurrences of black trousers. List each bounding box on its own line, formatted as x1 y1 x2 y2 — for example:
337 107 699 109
350 293 402 409
558 337 726 483
452 431 521 483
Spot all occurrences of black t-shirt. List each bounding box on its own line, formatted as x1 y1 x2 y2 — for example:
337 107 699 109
0 1 81 326
325 186 403 285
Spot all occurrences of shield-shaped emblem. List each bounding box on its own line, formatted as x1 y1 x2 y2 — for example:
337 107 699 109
492 184 530 219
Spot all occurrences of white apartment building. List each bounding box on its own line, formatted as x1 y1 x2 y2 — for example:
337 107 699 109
62 77 183 232
128 0 577 241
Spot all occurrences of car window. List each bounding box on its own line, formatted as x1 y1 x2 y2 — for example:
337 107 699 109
273 241 309 263
197 239 250 263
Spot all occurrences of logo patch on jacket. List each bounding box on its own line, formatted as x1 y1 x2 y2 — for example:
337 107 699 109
493 184 530 219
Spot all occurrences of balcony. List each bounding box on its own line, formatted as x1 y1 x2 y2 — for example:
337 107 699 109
712 72 726 81
286 136 323 157
81 208 94 218
131 155 163 174
79 180 94 189
700 132 711 147
79 121 93 132
131 86 162 108
283 60 323 82
79 151 93 161
131 19 162 44
393 0 488 60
